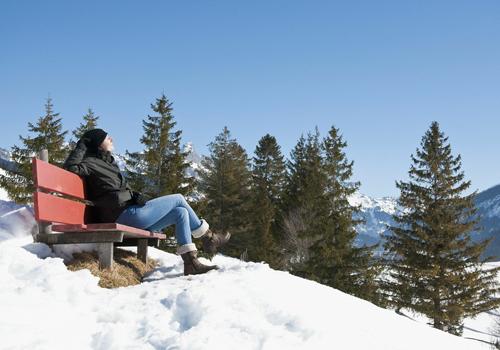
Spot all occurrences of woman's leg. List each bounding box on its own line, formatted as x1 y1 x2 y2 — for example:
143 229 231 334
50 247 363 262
116 193 209 247
146 207 192 245
145 194 209 237
116 194 200 229
149 194 203 230
117 205 195 253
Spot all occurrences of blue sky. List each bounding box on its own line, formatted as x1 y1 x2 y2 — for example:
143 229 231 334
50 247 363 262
0 1 499 197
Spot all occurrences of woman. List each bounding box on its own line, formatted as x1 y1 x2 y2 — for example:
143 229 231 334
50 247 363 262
63 128 230 276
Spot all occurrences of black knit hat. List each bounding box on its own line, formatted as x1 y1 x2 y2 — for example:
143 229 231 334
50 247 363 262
82 128 108 150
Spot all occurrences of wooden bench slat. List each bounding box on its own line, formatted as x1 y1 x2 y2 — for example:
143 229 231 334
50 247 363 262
37 231 124 245
51 224 88 231
52 223 166 239
123 230 166 239
32 158 86 199
115 238 160 247
34 191 86 225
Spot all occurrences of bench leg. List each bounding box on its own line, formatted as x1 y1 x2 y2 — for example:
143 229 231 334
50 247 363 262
98 242 114 270
137 239 148 264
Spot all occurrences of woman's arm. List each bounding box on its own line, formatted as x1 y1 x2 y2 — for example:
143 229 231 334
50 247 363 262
63 139 91 176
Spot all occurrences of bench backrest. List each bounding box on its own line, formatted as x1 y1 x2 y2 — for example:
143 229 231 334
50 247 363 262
32 157 88 225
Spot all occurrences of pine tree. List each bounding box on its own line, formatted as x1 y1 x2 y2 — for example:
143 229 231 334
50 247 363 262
383 121 500 335
198 127 251 258
125 94 194 198
281 128 326 272
248 134 286 267
72 108 99 142
284 129 325 214
0 97 67 204
306 126 379 301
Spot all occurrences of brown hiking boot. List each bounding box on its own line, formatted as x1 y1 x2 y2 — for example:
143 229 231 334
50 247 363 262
181 250 218 276
201 229 231 255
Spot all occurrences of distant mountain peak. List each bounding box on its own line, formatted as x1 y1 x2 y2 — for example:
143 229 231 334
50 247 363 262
348 192 398 214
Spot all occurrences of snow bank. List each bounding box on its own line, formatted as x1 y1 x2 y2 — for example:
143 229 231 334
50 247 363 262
0 204 98 263
0 205 36 241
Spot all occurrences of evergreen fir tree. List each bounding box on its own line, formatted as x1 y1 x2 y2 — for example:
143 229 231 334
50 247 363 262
383 121 500 335
198 127 251 258
125 94 194 198
72 108 99 142
281 128 326 272
0 97 68 204
283 128 325 214
248 134 286 268
306 126 380 302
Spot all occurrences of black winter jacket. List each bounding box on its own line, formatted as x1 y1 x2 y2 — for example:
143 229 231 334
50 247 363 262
63 141 134 223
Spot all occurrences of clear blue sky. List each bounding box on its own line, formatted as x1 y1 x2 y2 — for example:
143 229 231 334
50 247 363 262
1 1 499 197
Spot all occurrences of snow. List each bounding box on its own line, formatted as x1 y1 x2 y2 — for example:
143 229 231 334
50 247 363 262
0 205 495 349
398 297 500 347
0 169 10 201
183 142 194 154
184 142 205 179
477 195 500 218
348 192 398 214
0 206 35 241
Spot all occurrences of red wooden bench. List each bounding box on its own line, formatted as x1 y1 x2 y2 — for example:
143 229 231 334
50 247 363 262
32 150 166 269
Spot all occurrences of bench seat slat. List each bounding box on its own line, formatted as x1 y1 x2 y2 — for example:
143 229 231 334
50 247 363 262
37 231 124 245
52 223 166 239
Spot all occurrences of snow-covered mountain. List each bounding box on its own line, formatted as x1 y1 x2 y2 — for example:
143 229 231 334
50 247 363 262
184 142 206 179
349 193 398 253
0 209 495 349
0 147 10 161
474 184 500 259
350 186 500 260
0 147 16 173
110 142 204 179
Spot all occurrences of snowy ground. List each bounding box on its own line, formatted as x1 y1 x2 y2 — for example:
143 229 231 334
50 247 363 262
0 169 9 201
397 262 500 347
0 204 497 349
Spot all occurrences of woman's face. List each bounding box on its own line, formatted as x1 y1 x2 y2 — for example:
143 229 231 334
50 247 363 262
99 135 114 152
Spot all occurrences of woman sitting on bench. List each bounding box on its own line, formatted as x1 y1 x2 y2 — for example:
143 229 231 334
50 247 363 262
64 128 230 276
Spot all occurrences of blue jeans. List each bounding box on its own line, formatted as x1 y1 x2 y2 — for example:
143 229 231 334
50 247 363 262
116 194 202 246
